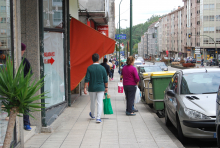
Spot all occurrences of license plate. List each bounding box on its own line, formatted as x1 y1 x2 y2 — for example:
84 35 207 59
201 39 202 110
214 132 217 138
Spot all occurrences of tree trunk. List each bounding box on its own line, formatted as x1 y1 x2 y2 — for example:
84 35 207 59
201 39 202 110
3 107 18 148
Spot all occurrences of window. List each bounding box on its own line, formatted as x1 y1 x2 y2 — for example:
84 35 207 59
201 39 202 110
169 74 178 93
209 4 215 10
0 29 6 35
210 27 215 33
204 4 209 10
203 16 209 21
209 15 214 21
209 38 214 44
217 3 220 9
53 11 62 26
216 26 220 33
216 38 220 44
52 0 62 6
216 15 220 21
203 38 208 44
0 6 6 12
1 40 7 46
0 18 6 23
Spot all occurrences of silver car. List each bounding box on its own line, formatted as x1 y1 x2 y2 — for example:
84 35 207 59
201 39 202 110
164 69 220 144
154 62 168 71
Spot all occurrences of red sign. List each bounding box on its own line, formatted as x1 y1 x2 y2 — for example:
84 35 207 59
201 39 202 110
44 52 55 57
97 25 108 37
44 57 55 65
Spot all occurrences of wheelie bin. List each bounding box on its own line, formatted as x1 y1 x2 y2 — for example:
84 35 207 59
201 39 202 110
150 71 176 111
142 73 153 105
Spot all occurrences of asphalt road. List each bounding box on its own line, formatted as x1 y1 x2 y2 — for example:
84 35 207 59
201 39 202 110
145 61 218 148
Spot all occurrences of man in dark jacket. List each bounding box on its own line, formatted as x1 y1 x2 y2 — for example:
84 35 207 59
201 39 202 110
21 43 32 131
101 58 111 80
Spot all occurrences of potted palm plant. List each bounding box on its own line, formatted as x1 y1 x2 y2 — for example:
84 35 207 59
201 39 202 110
0 57 47 148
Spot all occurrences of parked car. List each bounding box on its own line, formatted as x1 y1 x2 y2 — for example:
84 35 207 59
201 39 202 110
137 65 162 92
134 60 143 67
154 62 168 71
137 57 145 65
164 69 220 144
216 85 220 144
191 58 196 63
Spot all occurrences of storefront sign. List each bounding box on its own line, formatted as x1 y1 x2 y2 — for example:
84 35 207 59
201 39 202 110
196 54 201 62
44 52 55 57
97 25 109 36
44 57 55 65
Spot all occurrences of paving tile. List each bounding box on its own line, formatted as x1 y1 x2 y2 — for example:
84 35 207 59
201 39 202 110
100 144 120 148
119 144 139 148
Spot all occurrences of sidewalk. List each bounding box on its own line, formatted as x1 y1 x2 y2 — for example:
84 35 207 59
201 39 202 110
24 68 183 148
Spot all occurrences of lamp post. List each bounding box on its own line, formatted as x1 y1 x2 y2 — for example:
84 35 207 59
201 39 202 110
119 0 123 73
116 19 127 60
130 0 133 56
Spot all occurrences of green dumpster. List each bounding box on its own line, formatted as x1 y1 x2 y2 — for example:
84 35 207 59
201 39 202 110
151 71 176 111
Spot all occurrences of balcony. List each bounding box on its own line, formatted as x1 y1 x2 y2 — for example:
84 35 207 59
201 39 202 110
78 0 109 24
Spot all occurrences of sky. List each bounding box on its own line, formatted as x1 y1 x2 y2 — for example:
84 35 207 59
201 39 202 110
115 0 184 29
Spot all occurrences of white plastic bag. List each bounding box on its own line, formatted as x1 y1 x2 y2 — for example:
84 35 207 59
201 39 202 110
135 86 141 104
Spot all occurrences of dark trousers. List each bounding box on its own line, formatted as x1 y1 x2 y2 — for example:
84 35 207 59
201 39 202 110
24 112 30 126
124 85 136 113
110 69 114 78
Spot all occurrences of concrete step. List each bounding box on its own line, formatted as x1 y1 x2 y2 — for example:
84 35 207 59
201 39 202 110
24 126 36 143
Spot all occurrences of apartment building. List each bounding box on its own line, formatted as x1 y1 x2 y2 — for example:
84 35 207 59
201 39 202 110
142 0 220 59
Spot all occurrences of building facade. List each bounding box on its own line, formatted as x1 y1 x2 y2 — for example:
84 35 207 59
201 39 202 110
141 0 220 59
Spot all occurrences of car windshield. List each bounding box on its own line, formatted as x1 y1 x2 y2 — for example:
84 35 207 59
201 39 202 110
155 62 166 66
140 66 162 73
181 72 220 94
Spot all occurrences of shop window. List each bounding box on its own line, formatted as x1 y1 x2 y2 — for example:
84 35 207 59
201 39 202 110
52 0 62 6
0 6 6 12
44 32 65 108
43 0 63 28
0 18 6 23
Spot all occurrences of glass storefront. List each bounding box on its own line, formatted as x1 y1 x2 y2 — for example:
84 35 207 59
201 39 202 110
0 0 15 147
43 0 66 109
44 32 65 108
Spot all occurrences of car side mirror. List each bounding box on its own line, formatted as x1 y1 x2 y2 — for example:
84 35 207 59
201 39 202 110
167 90 175 97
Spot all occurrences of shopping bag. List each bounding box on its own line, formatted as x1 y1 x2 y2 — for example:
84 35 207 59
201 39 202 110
103 93 113 115
118 82 123 93
134 86 141 104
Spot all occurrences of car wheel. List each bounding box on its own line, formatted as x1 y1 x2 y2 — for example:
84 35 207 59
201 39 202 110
164 105 172 127
217 125 220 148
176 115 187 145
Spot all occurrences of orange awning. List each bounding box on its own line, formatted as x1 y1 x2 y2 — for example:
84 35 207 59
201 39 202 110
70 18 115 90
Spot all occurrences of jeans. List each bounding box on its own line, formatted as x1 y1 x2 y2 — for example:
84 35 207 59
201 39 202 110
124 85 137 113
110 69 114 78
24 112 30 126
89 91 105 119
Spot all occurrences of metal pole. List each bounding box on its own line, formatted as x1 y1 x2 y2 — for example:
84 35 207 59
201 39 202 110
130 0 133 56
119 0 122 72
116 22 119 60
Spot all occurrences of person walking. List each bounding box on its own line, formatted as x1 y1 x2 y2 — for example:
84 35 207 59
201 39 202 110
120 56 140 116
201 58 204 67
21 43 32 131
110 61 115 80
84 53 108 123
101 58 111 81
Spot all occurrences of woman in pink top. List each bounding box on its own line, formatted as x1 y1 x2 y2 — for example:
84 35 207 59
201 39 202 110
120 56 140 116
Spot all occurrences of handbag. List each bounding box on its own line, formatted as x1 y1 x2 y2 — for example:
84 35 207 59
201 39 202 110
103 93 113 114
